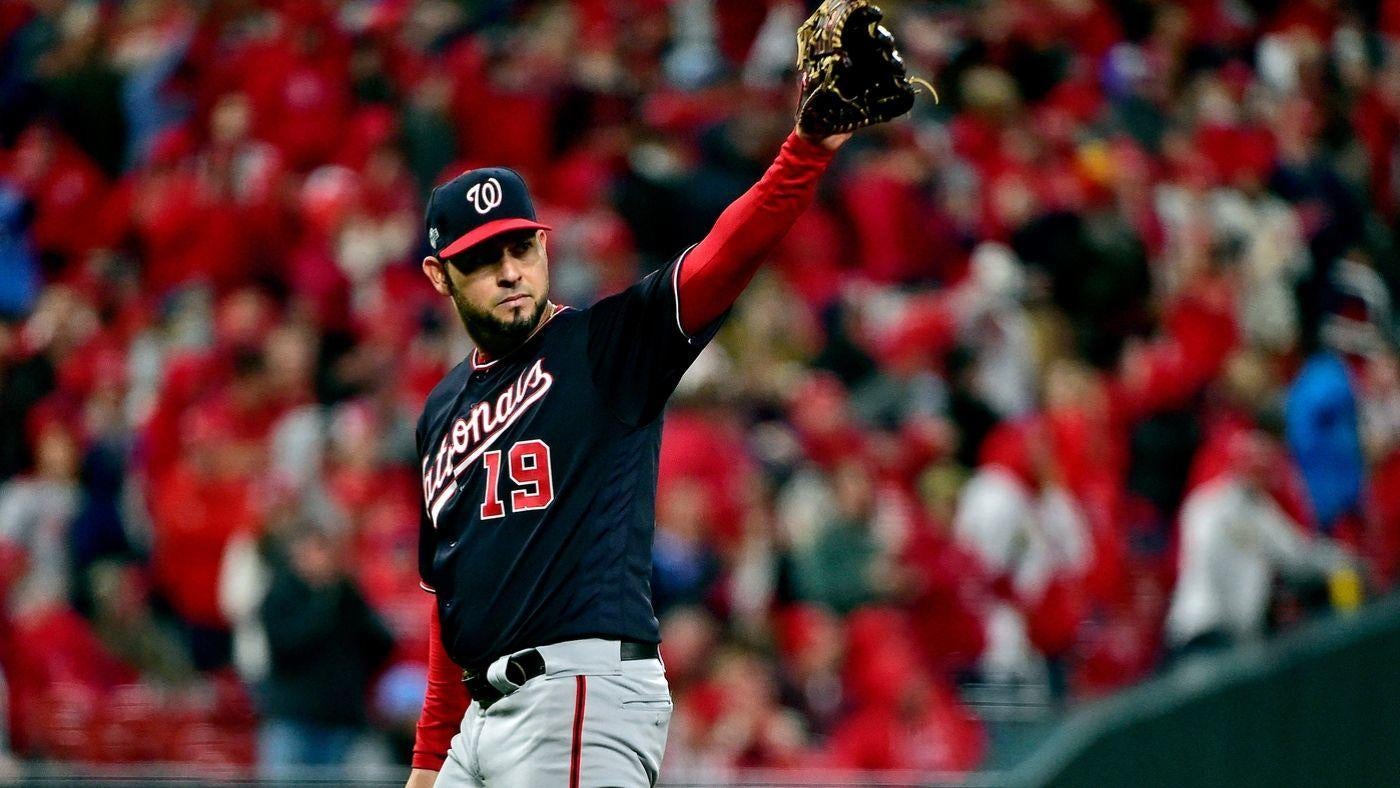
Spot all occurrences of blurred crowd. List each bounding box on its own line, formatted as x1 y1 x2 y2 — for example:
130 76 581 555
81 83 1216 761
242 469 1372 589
2 0 1400 779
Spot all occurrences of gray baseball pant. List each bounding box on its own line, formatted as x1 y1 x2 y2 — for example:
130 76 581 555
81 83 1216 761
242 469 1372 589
434 638 672 787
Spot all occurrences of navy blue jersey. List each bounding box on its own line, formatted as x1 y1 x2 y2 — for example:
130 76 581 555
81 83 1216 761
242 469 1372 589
416 249 720 668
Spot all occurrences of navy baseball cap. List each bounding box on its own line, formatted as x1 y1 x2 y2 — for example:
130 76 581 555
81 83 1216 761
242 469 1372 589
425 167 552 260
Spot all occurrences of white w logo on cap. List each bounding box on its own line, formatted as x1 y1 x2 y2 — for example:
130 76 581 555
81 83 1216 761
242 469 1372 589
466 178 503 215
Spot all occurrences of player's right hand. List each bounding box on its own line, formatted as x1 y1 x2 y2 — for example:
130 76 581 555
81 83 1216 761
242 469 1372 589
405 767 439 787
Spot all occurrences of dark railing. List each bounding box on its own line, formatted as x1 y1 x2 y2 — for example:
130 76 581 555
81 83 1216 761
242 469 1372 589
1009 593 1400 788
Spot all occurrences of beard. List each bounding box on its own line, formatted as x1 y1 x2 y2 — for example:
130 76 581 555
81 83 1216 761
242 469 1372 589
445 279 547 358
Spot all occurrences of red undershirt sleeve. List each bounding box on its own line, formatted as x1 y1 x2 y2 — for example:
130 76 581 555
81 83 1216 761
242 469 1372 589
412 601 469 771
676 130 837 334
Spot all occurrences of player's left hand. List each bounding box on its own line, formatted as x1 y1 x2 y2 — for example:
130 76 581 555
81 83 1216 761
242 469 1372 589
795 0 937 137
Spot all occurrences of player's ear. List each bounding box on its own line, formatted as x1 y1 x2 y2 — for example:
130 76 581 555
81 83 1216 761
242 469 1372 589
537 229 547 255
422 256 452 297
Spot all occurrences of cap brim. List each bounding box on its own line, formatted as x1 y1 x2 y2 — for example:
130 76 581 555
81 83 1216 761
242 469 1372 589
438 218 552 259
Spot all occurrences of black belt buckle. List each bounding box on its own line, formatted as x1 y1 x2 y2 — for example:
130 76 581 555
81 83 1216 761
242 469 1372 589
461 667 500 709
462 649 546 710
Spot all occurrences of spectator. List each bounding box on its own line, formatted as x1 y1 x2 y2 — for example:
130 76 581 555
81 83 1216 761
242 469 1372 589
0 418 80 618
32 2 127 176
773 605 846 739
953 423 1091 685
899 464 989 676
652 479 722 618
792 458 896 615
86 558 192 686
257 524 394 777
826 610 984 774
0 181 39 318
1165 429 1350 658
147 402 261 671
1286 349 1364 535
824 669 983 775
1362 352 1400 584
0 286 90 483
111 1 193 170
691 647 809 770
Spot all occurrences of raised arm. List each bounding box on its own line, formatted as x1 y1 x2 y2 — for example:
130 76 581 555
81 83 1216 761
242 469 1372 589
675 128 847 334
673 0 935 333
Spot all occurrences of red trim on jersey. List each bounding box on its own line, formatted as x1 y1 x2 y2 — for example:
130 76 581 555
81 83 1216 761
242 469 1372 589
470 303 572 370
469 345 498 369
411 603 469 771
675 131 835 334
569 675 587 788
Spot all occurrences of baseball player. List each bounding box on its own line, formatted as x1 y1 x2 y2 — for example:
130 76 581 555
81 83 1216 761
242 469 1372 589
406 126 846 787
406 4 925 785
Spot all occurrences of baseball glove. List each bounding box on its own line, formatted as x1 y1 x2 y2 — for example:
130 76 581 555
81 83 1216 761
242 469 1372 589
796 0 936 137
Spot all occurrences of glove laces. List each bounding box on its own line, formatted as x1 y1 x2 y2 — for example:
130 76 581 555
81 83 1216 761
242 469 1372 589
909 76 939 104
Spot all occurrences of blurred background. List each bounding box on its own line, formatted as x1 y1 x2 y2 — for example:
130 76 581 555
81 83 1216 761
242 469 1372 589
1 0 1399 785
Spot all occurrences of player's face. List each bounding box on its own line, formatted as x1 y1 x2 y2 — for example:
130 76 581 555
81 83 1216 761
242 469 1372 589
424 229 550 355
